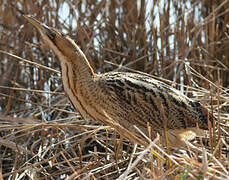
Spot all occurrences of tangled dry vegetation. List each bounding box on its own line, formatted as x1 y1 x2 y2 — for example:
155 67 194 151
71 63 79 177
0 1 228 179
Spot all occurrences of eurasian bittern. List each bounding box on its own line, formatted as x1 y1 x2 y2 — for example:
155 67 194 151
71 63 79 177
24 15 214 147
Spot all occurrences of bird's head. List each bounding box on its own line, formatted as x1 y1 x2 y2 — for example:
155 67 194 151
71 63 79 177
24 15 81 63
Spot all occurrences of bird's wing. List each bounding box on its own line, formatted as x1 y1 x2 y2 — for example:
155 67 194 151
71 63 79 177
100 72 211 130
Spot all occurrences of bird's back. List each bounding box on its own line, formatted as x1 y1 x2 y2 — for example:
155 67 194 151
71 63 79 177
96 72 213 134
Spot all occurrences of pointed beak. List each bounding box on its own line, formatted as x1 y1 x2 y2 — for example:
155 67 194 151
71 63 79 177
23 15 55 40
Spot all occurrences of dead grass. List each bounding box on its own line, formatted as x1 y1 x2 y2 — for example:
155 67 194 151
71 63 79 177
0 0 228 179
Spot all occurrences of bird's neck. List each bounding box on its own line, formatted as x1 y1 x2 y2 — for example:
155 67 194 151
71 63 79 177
58 44 97 115
68 45 94 76
58 43 95 85
60 59 95 89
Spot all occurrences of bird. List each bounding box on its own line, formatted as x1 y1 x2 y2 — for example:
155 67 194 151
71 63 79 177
24 15 214 147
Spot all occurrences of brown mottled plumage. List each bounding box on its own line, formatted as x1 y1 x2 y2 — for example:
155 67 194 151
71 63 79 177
24 15 213 147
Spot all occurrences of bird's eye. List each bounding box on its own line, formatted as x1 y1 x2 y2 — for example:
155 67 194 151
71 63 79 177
47 32 56 40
